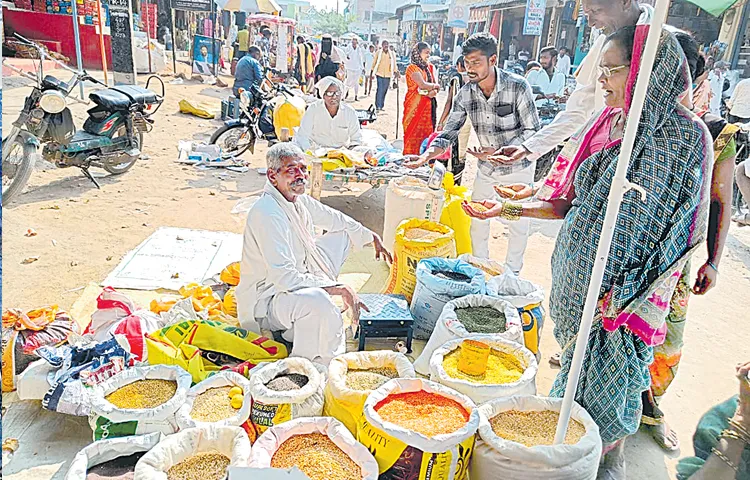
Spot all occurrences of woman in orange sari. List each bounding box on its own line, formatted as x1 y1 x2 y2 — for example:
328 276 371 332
403 42 440 155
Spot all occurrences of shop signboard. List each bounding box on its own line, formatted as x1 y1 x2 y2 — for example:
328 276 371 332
522 0 546 36
172 0 211 12
447 0 470 28
109 0 137 85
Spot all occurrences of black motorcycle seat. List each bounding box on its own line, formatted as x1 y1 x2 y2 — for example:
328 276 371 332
89 85 158 111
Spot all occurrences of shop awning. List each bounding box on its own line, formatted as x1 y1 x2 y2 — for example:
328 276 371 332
684 0 741 16
214 0 280 14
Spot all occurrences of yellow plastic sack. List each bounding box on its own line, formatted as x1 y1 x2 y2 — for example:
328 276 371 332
178 99 216 119
223 287 237 317
145 320 287 383
220 262 241 286
272 95 306 139
439 173 472 255
383 219 456 302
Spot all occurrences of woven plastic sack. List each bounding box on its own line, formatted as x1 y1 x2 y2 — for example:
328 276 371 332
411 258 485 340
383 219 456 303
65 432 163 480
429 335 538 405
471 395 602 480
88 365 191 441
487 271 546 355
383 177 445 252
457 254 505 279
251 416 379 479
248 358 327 435
323 351 415 434
440 173 472 255
175 371 256 443
413 294 524 376
134 425 252 479
357 378 479 480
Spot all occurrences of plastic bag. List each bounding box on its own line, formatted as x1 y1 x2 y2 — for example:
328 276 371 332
440 173 473 255
410 258 485 340
64 432 163 480
471 395 602 480
251 416 379 479
413 294 524 376
272 94 306 139
223 287 238 317
135 425 252 479
145 319 287 383
429 335 538 405
221 262 241 286
487 271 546 355
323 351 415 434
357 378 479 480
383 177 445 252
178 99 216 119
88 365 192 440
383 219 456 302
248 358 326 435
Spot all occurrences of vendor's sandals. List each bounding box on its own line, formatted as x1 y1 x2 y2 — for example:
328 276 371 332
648 422 680 451
549 351 562 367
732 212 750 226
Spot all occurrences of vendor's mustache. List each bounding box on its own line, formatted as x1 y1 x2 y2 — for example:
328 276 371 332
291 178 307 187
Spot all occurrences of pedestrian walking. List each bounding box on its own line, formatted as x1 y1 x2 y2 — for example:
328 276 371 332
344 37 366 101
371 40 399 111
402 42 439 155
364 44 375 96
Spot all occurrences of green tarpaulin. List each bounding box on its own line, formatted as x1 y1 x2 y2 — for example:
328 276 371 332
684 0 742 17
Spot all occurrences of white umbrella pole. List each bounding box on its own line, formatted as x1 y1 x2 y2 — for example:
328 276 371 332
553 0 671 445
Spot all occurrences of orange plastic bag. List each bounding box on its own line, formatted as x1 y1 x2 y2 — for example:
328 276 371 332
220 262 241 286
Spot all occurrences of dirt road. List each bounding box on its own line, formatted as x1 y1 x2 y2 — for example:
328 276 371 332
3 69 750 479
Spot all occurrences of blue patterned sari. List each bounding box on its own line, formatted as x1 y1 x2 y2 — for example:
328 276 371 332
548 28 713 446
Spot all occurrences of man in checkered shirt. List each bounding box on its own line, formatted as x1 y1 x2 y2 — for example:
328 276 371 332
405 32 540 273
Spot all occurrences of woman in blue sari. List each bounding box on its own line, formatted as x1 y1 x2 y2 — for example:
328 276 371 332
464 26 713 477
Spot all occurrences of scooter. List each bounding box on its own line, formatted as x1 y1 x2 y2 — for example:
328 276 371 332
2 35 164 203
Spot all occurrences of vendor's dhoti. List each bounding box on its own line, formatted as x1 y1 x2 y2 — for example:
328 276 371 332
264 231 352 364
345 69 360 99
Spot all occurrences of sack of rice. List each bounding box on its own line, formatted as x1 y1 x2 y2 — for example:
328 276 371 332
357 378 479 480
248 358 327 435
251 416 379 479
410 258 486 340
65 432 162 480
487 271 546 356
429 335 537 405
134 425 252 480
383 219 457 302
323 351 415 434
413 294 523 375
471 395 602 480
89 365 192 440
176 371 256 442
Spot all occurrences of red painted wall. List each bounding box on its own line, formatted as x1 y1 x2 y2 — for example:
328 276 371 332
3 7 113 70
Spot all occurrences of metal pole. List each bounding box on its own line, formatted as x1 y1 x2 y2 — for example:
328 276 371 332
730 0 750 70
70 0 85 97
96 0 109 84
211 0 217 76
553 0 671 445
144 0 154 73
171 4 178 74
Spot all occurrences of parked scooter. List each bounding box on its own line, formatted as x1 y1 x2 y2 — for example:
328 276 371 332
2 35 164 203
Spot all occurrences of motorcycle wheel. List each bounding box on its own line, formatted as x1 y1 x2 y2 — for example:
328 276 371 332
210 123 255 157
102 125 144 174
2 135 37 204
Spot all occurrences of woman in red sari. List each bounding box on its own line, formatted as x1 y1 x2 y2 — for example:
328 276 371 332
403 42 440 155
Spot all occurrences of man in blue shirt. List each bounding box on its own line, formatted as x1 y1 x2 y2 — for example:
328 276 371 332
233 46 264 97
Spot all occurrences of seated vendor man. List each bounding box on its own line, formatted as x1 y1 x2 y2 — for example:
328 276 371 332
236 143 392 364
293 77 363 151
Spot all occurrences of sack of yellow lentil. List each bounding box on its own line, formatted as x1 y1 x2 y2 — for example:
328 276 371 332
357 378 480 480
471 395 602 480
323 351 415 434
134 425 252 479
65 431 163 480
175 371 255 442
250 416 379 479
487 271 546 356
383 177 445 252
248 358 327 435
413 294 524 376
429 335 538 405
88 365 192 441
383 219 457 302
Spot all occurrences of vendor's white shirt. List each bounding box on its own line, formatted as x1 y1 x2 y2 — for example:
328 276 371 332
556 53 571 76
729 78 750 119
522 4 654 156
294 100 363 151
345 45 366 72
236 192 373 332
526 68 566 107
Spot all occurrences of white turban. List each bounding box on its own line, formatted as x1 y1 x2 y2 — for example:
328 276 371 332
315 77 345 96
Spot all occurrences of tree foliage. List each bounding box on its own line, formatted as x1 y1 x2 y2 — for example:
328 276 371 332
310 8 356 37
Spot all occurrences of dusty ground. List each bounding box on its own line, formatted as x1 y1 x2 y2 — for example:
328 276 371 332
3 65 750 479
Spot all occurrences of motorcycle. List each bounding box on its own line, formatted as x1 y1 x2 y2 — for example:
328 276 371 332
2 35 164 203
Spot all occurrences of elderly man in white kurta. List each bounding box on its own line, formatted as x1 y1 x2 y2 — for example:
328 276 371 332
294 77 363 151
236 143 392 364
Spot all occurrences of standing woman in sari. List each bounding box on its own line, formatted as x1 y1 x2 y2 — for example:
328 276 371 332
464 25 713 478
403 42 440 155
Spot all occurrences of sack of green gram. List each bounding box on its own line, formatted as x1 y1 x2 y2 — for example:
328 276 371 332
248 357 327 435
88 365 191 440
471 395 602 480
323 350 416 434
357 378 480 480
487 271 545 356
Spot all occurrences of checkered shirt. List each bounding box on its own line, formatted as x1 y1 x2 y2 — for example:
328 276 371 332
432 67 541 176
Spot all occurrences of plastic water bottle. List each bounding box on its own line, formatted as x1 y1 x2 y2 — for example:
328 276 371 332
427 161 445 190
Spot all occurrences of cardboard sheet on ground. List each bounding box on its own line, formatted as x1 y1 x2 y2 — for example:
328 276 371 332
103 228 242 291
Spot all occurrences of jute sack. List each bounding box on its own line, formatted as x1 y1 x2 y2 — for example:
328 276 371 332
471 395 602 480
323 351 415 434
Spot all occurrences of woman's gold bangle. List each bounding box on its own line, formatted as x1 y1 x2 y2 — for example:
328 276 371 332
500 202 523 221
